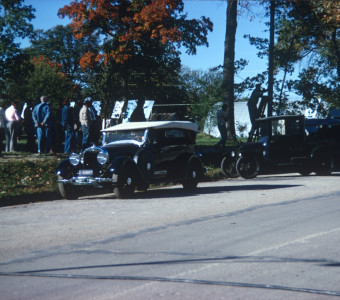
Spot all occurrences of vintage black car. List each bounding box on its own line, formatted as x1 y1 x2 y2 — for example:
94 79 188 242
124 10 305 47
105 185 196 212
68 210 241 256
221 115 340 179
57 121 204 199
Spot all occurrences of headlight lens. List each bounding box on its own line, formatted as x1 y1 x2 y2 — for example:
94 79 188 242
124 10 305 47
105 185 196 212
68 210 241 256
69 153 80 166
97 150 108 165
231 151 235 157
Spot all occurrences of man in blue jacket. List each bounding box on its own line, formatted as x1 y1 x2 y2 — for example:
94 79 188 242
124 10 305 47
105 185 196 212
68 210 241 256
32 96 51 154
61 99 75 154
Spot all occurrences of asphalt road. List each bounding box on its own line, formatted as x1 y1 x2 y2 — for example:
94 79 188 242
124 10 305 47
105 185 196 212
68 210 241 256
0 173 340 299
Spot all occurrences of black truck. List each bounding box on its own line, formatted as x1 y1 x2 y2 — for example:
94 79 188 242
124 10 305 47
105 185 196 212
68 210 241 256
219 115 340 179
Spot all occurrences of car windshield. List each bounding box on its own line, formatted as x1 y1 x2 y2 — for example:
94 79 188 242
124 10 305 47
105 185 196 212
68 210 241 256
103 129 146 144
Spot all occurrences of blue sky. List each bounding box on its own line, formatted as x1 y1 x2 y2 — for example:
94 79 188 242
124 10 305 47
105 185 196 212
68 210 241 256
23 0 268 81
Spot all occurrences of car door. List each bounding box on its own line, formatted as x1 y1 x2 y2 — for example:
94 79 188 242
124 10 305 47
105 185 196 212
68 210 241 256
149 128 188 179
268 118 305 164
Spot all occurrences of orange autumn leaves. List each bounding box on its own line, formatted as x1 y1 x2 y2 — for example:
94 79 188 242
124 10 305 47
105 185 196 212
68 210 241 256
59 0 183 68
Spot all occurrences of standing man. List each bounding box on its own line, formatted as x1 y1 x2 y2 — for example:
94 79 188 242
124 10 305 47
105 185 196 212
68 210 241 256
32 96 51 154
61 99 75 154
79 98 92 150
248 83 264 127
215 103 228 149
0 103 6 156
5 101 20 152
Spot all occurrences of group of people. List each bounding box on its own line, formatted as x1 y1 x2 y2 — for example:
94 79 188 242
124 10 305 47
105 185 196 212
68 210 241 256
0 96 101 156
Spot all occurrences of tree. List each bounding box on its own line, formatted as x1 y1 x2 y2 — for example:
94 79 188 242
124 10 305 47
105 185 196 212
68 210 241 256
0 0 35 99
58 0 213 118
278 0 340 108
26 25 100 85
26 56 75 110
181 61 249 131
222 0 238 140
181 67 223 129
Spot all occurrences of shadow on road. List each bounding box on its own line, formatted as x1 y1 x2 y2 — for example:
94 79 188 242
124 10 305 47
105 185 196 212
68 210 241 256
0 182 301 207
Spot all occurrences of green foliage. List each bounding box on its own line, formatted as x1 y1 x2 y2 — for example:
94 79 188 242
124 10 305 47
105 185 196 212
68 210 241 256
0 0 35 99
181 67 223 129
276 0 339 108
0 157 62 199
26 25 100 86
26 56 74 110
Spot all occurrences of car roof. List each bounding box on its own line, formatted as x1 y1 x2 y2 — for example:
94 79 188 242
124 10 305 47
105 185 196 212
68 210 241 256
102 121 199 132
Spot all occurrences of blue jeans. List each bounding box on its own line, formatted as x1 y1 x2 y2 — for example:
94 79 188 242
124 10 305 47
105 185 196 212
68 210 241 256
81 125 90 150
36 126 52 153
64 125 75 154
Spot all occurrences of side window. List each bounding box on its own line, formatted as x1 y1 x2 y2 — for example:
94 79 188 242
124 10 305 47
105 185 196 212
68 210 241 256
272 120 286 137
164 129 187 145
271 118 302 139
149 129 165 145
287 119 302 136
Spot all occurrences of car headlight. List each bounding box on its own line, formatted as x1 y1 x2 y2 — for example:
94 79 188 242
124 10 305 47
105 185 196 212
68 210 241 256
69 153 80 166
97 150 108 165
231 151 236 157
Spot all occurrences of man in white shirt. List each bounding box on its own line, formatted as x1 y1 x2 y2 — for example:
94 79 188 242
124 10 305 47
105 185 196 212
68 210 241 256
5 101 20 152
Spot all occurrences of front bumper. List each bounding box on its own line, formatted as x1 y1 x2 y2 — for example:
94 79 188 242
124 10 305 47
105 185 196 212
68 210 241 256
57 176 113 188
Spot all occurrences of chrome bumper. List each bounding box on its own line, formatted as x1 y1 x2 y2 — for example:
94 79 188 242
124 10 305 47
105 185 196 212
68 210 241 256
57 176 113 188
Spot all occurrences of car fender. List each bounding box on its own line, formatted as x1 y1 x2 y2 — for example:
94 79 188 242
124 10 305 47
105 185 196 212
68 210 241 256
56 159 77 177
182 155 204 180
310 145 330 159
109 156 137 175
109 156 146 185
134 149 155 181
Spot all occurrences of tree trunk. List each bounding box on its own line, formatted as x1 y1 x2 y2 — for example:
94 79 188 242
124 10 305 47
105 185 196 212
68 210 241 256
222 0 238 140
267 0 275 117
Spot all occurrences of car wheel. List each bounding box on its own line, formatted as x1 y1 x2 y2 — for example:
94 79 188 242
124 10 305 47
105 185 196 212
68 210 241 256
136 183 150 192
313 152 333 176
182 162 199 191
236 155 260 179
221 156 239 178
114 168 136 199
57 175 79 200
298 168 312 176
